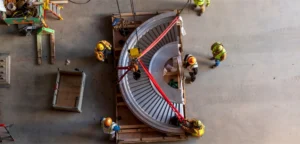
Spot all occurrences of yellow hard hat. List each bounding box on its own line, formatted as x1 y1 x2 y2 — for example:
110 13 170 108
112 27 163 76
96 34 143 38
100 40 112 50
104 117 112 127
215 45 224 52
193 120 200 127
194 120 205 137
188 56 196 65
129 48 140 59
96 43 105 51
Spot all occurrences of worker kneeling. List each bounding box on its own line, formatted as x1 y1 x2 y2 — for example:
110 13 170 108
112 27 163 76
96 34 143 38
130 61 141 80
210 42 227 68
100 117 120 140
183 54 198 82
181 119 205 137
95 40 112 62
128 48 141 80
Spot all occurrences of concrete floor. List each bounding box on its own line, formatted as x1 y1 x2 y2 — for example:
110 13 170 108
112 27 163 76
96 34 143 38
1 0 300 143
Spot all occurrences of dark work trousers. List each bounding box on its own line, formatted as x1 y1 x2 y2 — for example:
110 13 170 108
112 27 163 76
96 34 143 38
189 68 198 82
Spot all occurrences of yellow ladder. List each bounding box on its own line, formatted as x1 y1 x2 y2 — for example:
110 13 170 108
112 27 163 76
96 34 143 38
44 0 64 20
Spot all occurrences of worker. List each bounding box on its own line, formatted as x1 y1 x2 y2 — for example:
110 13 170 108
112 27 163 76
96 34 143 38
95 40 112 62
210 42 227 68
130 61 141 80
193 0 210 16
181 119 205 137
183 54 198 82
128 48 141 80
100 117 120 140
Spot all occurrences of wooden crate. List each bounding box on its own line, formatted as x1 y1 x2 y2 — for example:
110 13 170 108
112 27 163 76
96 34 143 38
52 70 86 112
112 11 187 144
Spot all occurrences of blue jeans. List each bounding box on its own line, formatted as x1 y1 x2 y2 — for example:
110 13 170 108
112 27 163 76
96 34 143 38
215 59 220 66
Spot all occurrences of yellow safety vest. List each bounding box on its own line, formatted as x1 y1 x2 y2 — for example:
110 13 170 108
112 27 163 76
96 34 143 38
100 40 112 51
212 43 226 60
194 0 210 6
214 49 226 60
192 128 205 137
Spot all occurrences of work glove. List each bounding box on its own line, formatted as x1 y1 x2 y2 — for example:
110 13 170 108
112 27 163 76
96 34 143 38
113 125 121 132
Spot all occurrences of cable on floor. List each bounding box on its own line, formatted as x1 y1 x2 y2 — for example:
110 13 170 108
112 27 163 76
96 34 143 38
69 0 91 4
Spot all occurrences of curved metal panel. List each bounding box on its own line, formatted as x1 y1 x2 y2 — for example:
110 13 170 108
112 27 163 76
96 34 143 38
118 12 184 134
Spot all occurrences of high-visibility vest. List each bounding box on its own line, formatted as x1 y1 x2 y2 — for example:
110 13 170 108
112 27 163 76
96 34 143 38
191 127 205 137
214 48 226 60
100 40 112 51
101 118 117 134
212 43 226 60
194 0 210 6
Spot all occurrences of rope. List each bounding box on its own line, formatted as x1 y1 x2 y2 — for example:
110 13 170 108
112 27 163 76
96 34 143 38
115 0 122 21
178 0 191 15
130 0 139 48
69 0 91 4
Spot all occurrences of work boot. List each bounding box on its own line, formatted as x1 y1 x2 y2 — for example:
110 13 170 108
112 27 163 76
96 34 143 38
198 11 202 16
211 65 217 69
133 70 141 80
194 5 200 10
190 76 196 83
169 116 180 126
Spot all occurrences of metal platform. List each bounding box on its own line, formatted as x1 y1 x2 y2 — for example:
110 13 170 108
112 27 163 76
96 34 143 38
118 12 185 134
0 53 11 88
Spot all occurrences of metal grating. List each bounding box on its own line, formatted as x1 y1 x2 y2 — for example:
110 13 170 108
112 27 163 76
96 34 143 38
118 12 185 134
0 53 11 88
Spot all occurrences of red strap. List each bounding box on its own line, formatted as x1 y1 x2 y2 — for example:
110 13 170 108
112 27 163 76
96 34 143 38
0 124 5 127
138 59 184 122
138 16 179 59
117 66 131 70
118 68 131 83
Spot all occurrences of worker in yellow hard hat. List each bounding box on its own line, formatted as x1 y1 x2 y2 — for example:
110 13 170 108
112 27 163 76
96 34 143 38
183 54 198 82
193 0 210 16
210 42 227 68
95 40 112 62
128 48 141 80
181 119 205 137
100 117 120 140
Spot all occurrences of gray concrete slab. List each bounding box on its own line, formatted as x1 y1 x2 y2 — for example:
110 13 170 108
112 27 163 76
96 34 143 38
0 0 300 144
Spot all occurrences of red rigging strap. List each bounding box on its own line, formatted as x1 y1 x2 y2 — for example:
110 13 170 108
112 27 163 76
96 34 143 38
138 16 179 59
117 67 131 83
138 59 185 122
118 16 179 83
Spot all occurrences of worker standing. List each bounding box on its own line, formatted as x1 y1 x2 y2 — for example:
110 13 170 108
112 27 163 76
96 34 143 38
210 42 227 68
100 117 120 140
183 54 198 82
95 40 112 62
181 119 205 137
193 0 210 16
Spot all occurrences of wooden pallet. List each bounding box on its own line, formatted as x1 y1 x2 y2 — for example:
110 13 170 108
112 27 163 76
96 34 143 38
112 11 187 144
